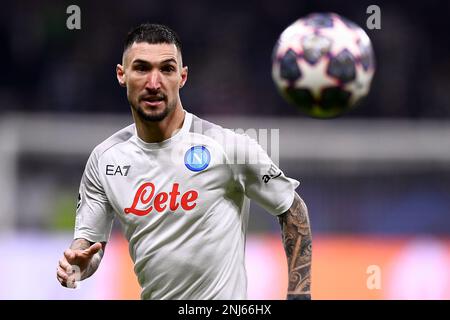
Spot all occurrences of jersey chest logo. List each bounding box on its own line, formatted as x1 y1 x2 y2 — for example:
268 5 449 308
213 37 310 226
184 146 211 172
124 182 198 216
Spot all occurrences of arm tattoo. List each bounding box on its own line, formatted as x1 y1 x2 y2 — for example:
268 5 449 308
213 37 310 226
70 238 91 250
70 238 105 280
278 192 312 300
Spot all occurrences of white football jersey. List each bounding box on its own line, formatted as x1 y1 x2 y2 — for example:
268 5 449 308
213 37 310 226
74 110 299 300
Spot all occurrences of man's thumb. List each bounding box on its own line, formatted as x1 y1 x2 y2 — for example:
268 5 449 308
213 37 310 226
86 242 102 256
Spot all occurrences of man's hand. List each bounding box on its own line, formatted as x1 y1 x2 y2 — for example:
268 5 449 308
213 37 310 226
57 241 103 288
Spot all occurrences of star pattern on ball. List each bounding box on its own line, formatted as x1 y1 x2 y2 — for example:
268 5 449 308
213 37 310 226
271 12 375 118
296 58 338 98
318 15 361 56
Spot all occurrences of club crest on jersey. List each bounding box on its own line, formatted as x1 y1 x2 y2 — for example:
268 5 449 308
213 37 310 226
184 146 211 172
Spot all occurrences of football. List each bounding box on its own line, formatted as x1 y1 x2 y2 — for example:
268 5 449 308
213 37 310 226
272 13 376 118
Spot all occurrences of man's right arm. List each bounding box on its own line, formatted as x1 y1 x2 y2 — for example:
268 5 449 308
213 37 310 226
57 238 106 288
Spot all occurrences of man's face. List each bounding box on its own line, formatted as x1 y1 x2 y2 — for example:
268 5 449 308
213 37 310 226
117 42 188 122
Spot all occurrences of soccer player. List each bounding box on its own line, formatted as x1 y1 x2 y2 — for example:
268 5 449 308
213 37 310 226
56 23 312 300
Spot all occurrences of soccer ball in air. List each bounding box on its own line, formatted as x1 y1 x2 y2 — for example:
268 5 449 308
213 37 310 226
272 13 375 118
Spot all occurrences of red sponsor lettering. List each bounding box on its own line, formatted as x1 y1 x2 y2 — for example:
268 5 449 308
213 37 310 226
181 191 198 210
124 182 198 216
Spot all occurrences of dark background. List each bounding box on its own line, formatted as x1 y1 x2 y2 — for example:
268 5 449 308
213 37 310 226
1 0 449 118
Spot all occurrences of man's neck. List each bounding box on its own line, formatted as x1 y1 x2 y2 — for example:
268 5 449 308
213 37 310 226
134 106 186 143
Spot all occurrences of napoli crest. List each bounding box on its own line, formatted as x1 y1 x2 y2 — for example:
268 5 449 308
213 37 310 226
184 146 211 172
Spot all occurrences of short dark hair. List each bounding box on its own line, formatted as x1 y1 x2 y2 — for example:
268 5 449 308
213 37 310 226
124 23 182 55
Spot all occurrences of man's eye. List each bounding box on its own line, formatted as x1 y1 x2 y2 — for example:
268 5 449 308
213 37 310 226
134 65 147 72
161 66 175 73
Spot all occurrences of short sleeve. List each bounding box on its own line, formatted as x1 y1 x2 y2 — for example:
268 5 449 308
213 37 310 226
74 150 115 243
231 133 300 216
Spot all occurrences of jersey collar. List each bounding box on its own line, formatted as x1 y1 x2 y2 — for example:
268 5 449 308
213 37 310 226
133 110 193 150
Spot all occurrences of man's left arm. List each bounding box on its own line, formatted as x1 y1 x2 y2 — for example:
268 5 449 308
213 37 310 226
278 192 312 300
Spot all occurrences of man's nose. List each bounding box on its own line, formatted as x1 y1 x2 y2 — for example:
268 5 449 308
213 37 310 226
146 71 161 90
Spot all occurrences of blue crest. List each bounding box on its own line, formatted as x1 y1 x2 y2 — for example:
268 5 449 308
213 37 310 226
184 146 211 172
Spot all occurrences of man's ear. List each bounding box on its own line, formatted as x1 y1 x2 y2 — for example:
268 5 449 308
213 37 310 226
180 66 188 88
116 64 126 87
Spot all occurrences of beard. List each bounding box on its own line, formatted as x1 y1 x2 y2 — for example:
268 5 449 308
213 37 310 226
132 98 176 122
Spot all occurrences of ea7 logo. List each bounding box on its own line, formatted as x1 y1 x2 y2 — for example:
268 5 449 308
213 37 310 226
106 165 131 176
262 164 281 183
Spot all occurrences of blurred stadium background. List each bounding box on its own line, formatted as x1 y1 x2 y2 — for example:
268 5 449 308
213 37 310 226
1 0 450 299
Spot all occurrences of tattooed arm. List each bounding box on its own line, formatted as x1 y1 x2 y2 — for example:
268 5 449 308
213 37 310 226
278 192 312 300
